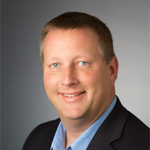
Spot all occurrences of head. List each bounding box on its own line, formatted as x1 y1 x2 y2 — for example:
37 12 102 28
40 12 115 67
41 12 118 125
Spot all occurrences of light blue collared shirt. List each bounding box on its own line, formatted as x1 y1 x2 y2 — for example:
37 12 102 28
50 96 117 150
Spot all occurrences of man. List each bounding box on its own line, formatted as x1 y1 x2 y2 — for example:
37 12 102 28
23 12 149 150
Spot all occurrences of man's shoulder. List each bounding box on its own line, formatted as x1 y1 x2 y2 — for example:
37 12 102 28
124 109 149 143
97 97 149 150
112 98 149 149
114 97 149 133
113 109 149 149
22 118 60 150
27 118 60 139
115 98 149 138
127 110 149 135
33 118 60 132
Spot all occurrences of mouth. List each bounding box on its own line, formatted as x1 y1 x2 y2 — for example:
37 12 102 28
62 91 86 98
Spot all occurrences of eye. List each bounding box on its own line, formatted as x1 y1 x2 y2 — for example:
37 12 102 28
79 61 88 66
51 63 59 68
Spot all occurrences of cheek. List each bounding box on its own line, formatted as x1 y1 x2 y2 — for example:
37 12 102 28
80 70 101 87
43 72 59 89
82 68 110 93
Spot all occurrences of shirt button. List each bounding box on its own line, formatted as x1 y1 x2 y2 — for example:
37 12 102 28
67 146 72 150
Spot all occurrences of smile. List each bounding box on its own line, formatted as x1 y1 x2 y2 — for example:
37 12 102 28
63 92 85 98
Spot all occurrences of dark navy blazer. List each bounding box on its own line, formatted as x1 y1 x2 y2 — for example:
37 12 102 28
22 97 149 150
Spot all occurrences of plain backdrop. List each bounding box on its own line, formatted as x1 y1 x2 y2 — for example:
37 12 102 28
1 0 149 150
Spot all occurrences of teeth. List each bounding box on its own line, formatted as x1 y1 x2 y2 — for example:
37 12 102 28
64 92 83 97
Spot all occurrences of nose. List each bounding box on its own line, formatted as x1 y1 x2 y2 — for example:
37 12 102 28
61 66 79 87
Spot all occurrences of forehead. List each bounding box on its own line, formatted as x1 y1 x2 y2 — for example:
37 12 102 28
44 27 99 46
43 28 104 64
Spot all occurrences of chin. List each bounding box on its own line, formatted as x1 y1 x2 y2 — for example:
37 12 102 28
61 109 88 121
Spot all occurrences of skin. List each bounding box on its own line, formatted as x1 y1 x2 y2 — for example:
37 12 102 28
43 28 118 148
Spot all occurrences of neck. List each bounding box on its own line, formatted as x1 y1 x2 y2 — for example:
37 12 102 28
62 117 95 148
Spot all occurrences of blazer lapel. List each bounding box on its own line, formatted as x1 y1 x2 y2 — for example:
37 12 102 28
87 98 129 150
87 132 116 150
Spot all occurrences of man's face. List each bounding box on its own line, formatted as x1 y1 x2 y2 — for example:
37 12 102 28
43 28 117 122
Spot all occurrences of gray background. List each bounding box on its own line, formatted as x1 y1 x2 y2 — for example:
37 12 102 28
1 0 149 150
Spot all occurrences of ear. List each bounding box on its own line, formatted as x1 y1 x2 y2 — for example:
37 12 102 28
108 56 119 85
